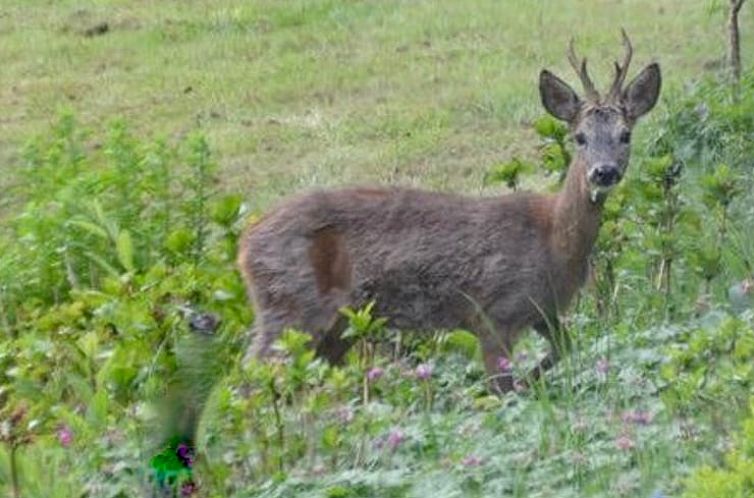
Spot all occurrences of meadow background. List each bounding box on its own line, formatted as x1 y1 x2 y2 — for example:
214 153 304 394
1 1 754 497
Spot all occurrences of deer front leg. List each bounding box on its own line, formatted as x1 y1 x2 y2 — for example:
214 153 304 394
526 317 571 386
480 335 514 394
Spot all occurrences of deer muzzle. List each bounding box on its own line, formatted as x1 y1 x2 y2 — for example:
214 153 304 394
588 163 622 189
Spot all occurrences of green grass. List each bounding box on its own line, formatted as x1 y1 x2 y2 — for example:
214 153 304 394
0 0 748 208
3 2 754 497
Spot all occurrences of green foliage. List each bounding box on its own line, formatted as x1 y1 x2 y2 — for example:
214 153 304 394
661 315 754 415
484 158 535 190
701 163 742 209
630 154 688 313
3 65 754 498
534 115 571 181
484 115 569 191
150 438 193 489
341 301 389 404
340 301 389 342
684 398 754 498
0 114 250 496
438 329 481 360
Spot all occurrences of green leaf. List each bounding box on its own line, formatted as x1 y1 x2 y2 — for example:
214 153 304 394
210 194 243 227
340 301 387 339
277 329 313 357
116 229 135 272
87 389 109 429
68 219 110 240
533 115 568 141
484 158 534 189
90 199 119 241
441 329 480 359
321 425 341 450
165 228 196 255
541 143 568 176
77 331 99 360
83 250 121 278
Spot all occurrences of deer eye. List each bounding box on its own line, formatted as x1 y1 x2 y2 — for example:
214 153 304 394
619 130 631 144
574 133 587 146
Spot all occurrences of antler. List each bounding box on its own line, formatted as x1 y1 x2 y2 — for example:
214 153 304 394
567 38 600 102
606 29 633 103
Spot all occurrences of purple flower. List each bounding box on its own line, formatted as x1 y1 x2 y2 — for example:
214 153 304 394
621 410 654 426
386 428 406 451
57 425 73 448
615 434 635 451
176 443 195 468
180 481 197 496
367 367 384 382
497 356 512 372
415 363 433 381
596 357 610 376
461 454 483 467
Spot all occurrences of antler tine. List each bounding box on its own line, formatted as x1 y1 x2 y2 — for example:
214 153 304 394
567 38 600 102
607 28 633 102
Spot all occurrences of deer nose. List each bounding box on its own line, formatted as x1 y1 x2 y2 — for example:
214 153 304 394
590 164 621 188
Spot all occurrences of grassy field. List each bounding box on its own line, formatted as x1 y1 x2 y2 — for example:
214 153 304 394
0 0 749 206
3 1 754 497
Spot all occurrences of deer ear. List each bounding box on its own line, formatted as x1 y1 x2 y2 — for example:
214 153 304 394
539 70 581 122
622 63 661 121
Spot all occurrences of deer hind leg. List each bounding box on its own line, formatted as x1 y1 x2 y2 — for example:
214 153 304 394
526 316 570 385
239 245 290 362
247 303 351 365
244 284 350 364
305 226 355 364
243 275 302 362
243 226 354 364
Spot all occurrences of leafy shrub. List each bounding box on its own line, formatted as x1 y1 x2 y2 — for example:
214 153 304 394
661 313 754 418
484 115 569 191
3 68 754 497
683 397 754 498
0 113 250 496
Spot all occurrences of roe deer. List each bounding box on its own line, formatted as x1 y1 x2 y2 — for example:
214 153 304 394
238 31 661 392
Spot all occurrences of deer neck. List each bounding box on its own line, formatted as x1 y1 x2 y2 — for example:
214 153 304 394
550 157 604 271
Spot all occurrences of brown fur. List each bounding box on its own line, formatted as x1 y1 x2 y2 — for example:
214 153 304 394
308 227 351 294
238 38 660 392
238 175 597 390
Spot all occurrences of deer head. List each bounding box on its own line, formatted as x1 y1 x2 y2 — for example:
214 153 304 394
539 30 661 201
